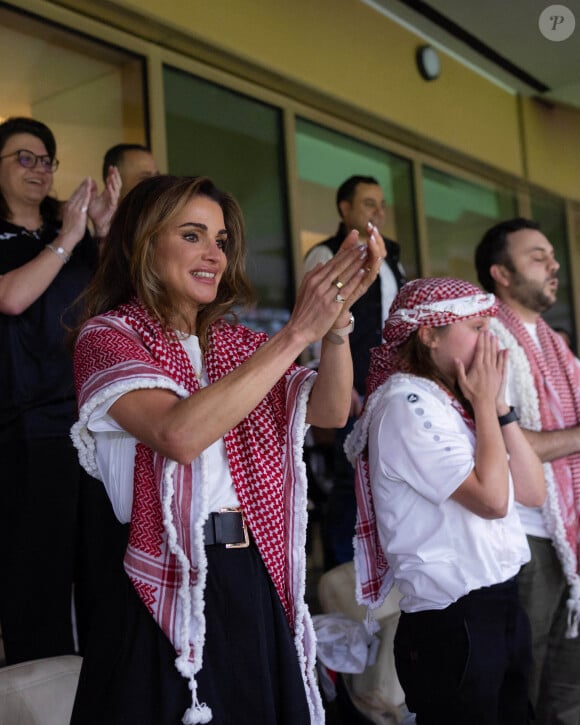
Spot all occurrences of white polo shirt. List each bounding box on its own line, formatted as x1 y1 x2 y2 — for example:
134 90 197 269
367 373 530 612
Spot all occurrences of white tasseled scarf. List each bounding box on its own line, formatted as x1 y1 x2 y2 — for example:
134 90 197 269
492 303 580 637
71 298 325 723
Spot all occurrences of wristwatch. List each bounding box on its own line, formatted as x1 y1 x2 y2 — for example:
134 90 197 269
498 406 519 427
324 313 355 345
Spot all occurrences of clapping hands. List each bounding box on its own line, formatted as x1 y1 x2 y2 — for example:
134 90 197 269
290 224 385 346
87 165 122 238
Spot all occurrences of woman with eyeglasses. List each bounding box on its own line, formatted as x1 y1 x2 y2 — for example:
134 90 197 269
0 116 122 665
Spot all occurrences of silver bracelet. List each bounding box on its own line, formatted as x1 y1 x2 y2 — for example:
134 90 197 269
45 243 71 264
324 313 355 345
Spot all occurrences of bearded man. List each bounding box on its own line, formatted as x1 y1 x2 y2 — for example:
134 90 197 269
475 218 580 724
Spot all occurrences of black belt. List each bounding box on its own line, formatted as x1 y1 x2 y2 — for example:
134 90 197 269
203 509 249 548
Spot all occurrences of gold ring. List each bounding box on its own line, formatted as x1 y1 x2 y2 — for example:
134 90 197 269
335 293 345 303
333 279 344 290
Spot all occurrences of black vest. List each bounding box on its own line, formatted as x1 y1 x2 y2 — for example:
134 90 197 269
316 225 405 395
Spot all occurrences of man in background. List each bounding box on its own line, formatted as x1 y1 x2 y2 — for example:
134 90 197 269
475 217 580 723
303 175 406 568
102 143 158 200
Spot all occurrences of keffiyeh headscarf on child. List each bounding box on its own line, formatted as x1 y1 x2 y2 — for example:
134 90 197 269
345 277 497 607
365 277 497 398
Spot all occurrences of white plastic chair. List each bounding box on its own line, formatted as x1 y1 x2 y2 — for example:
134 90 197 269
0 655 81 725
317 561 407 725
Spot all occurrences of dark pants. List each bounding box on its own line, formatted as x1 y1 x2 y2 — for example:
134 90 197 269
74 473 129 652
324 416 357 569
518 535 580 724
0 438 80 663
0 437 128 664
71 541 311 725
394 577 532 724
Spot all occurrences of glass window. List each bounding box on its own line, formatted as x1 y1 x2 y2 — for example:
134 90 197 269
0 5 148 199
531 192 575 340
423 166 517 283
163 66 291 332
295 118 419 279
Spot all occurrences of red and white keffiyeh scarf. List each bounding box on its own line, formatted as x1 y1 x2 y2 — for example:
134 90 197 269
345 278 497 609
71 299 324 724
492 302 580 636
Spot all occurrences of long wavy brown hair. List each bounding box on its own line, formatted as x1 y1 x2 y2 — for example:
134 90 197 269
70 175 255 349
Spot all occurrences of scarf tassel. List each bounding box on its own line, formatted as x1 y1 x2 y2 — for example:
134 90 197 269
182 698 212 724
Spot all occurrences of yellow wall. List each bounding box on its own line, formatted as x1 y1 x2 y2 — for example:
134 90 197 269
114 0 524 175
41 0 580 201
521 98 580 199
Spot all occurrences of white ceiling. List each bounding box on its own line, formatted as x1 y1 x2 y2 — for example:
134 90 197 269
363 0 580 109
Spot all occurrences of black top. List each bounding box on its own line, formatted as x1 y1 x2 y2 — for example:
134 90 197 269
0 218 98 441
310 223 406 395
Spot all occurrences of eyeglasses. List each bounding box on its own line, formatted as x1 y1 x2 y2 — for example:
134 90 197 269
0 149 59 172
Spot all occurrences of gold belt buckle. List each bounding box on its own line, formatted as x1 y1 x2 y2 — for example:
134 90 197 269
220 507 250 549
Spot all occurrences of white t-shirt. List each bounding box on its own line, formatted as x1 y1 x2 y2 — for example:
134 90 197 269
86 334 240 523
367 373 530 613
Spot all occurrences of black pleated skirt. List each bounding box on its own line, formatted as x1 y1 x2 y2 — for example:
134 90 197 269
70 540 311 725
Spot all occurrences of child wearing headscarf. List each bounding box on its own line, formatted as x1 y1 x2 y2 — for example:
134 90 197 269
345 277 545 724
